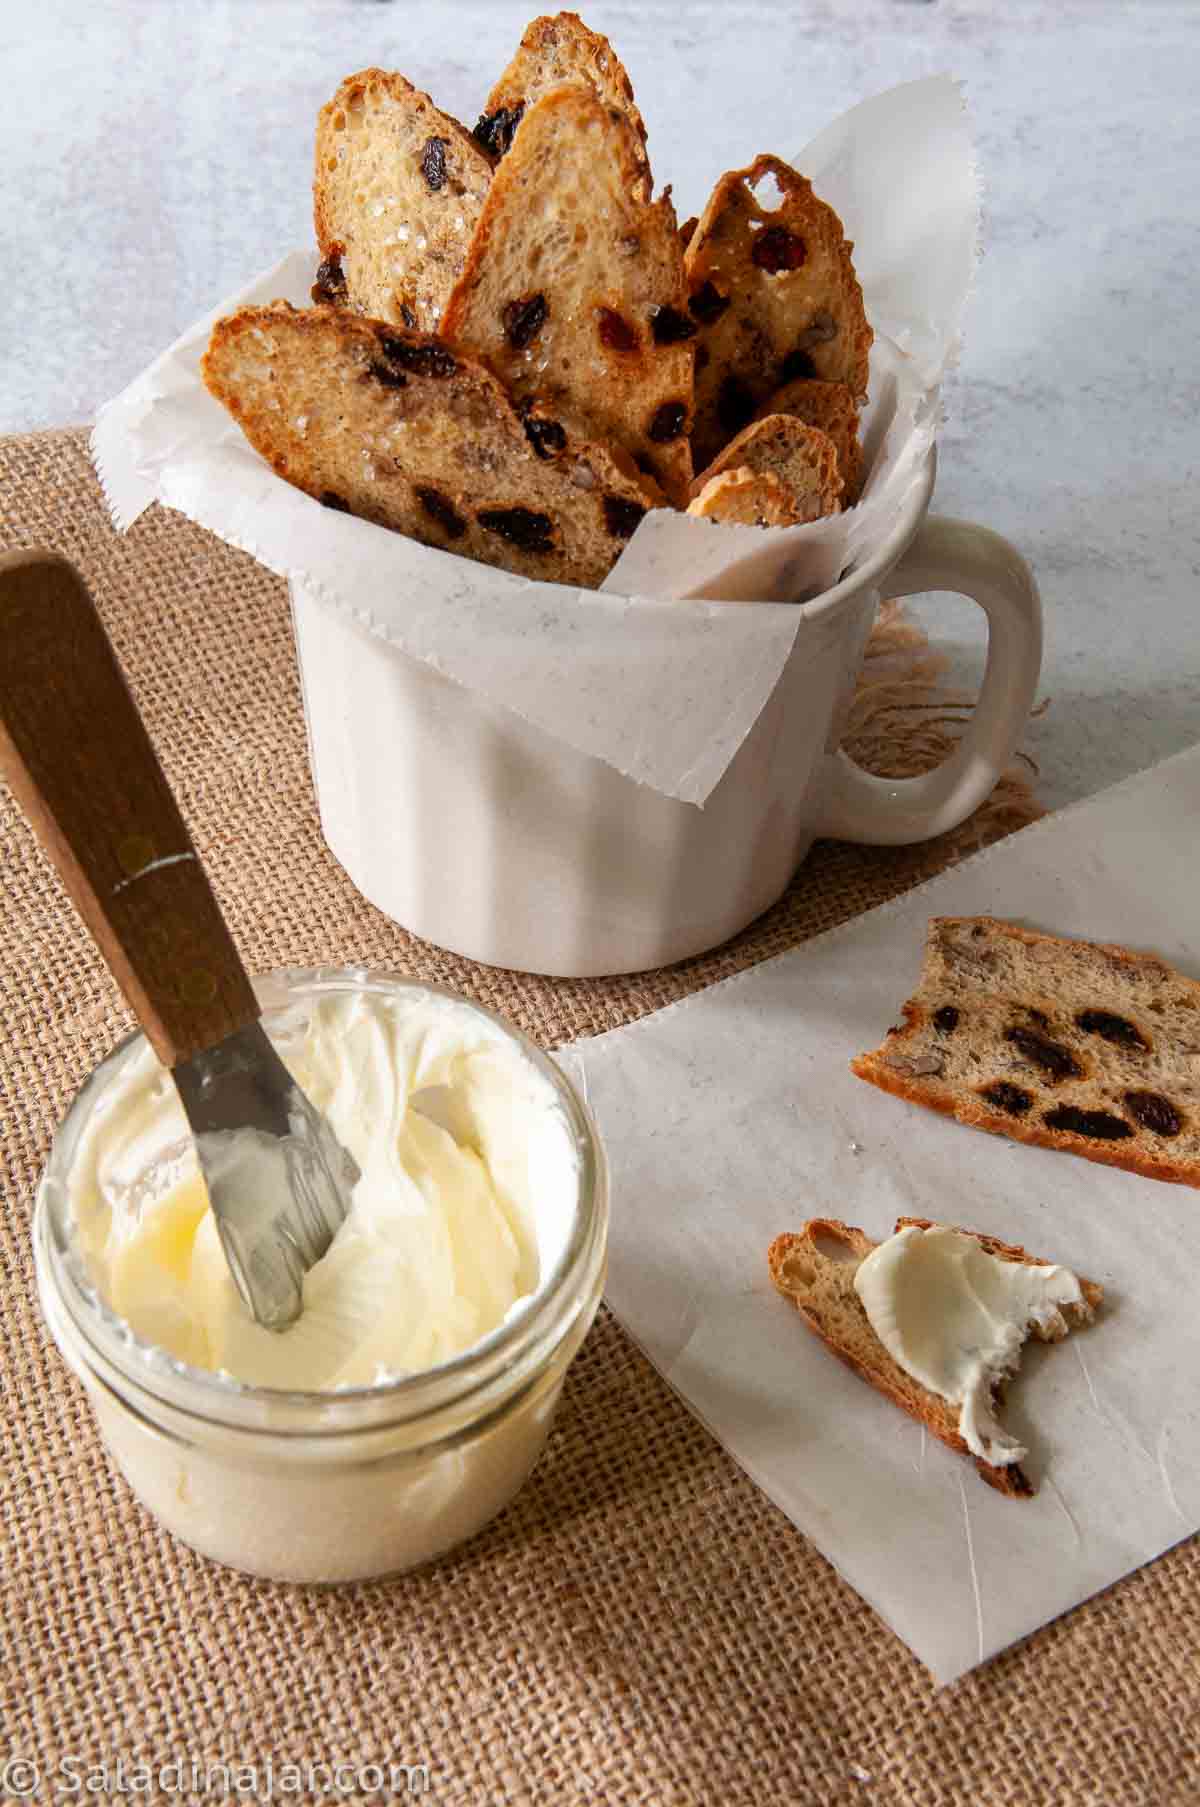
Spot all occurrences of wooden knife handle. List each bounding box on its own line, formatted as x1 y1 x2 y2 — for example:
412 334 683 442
0 548 259 1067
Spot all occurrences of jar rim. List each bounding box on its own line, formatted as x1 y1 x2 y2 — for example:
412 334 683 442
35 965 607 1435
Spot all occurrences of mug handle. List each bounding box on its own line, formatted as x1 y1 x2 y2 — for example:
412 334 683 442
813 515 1043 844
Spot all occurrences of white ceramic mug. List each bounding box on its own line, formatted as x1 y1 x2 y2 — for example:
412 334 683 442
291 453 1041 977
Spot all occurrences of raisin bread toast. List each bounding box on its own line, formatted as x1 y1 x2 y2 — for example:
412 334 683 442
686 468 808 527
689 414 843 520
475 12 647 163
440 83 695 504
202 303 657 588
684 155 872 470
752 378 863 503
769 1216 1102 1497
852 917 1200 1186
314 69 493 333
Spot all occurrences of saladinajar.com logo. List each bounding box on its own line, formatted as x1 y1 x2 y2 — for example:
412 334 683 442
0 1754 433 1797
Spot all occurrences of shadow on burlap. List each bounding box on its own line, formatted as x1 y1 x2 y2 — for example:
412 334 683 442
1 429 1194 1806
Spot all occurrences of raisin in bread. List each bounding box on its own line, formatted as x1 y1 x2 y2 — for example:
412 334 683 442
686 468 807 527
684 155 872 470
751 377 863 503
202 303 657 589
314 69 493 333
689 414 843 520
852 917 1200 1186
769 1216 1102 1497
440 83 695 505
475 11 647 163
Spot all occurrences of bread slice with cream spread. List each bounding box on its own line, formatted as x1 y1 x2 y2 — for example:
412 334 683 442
769 1216 1102 1496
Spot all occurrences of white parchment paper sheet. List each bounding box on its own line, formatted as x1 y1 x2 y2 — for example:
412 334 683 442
561 745 1200 1684
92 77 975 806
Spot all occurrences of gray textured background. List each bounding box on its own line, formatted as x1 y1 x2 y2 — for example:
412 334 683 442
5 0 1198 809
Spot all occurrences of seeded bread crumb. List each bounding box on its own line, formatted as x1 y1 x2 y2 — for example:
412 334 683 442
768 1215 1102 1497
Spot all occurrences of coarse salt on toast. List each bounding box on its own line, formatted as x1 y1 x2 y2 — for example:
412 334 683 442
441 83 695 505
202 302 658 590
314 69 493 334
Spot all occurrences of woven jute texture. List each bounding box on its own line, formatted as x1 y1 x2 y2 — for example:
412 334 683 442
2 429 1196 1805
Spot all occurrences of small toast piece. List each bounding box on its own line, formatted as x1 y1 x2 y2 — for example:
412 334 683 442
314 69 493 333
689 415 843 520
768 1216 1102 1496
684 154 872 470
475 11 648 162
851 916 1200 1187
686 468 806 528
752 378 863 503
202 303 657 589
441 84 694 504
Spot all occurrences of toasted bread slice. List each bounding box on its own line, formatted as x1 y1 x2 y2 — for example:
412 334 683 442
686 468 806 527
313 69 493 333
689 415 842 520
202 303 657 589
851 917 1200 1187
684 155 872 470
475 12 647 163
440 84 694 505
769 1216 1102 1497
752 378 863 502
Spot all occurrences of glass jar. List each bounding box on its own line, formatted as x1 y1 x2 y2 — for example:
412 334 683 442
34 968 607 1584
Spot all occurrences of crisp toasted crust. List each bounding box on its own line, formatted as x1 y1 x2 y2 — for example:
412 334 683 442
684 154 872 470
440 84 694 505
686 468 805 527
689 415 843 520
202 303 658 590
768 1216 1101 1497
851 917 1200 1188
752 378 863 502
313 69 492 333
479 12 648 161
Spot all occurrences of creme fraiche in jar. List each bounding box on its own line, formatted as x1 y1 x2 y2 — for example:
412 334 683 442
34 968 607 1583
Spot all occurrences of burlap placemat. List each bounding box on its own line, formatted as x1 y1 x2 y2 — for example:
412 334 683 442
1 429 1194 1805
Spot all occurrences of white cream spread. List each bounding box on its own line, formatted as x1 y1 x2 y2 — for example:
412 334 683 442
69 987 580 1390
853 1224 1084 1465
